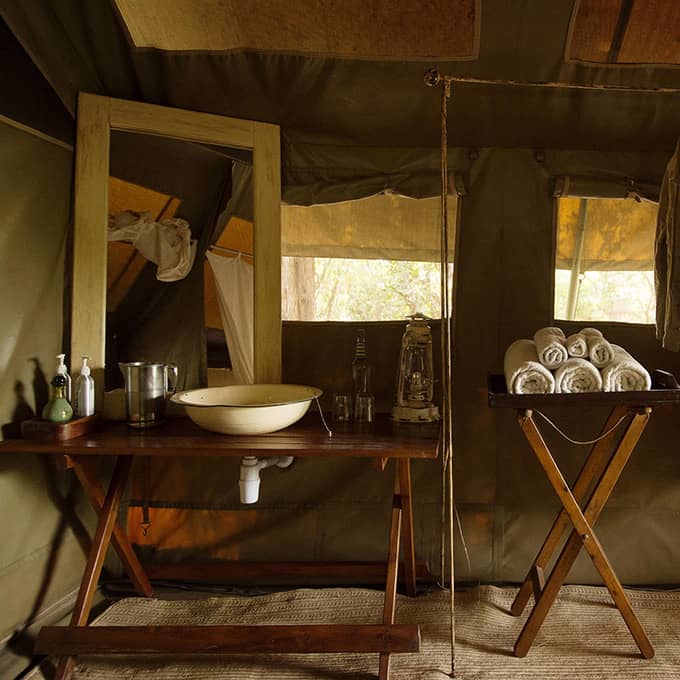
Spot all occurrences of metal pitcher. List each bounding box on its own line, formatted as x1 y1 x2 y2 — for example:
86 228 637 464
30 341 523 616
119 361 178 428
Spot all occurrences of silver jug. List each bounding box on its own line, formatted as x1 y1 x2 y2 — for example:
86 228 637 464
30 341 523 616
119 362 178 428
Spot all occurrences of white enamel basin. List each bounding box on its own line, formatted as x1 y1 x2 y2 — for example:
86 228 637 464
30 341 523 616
170 384 322 435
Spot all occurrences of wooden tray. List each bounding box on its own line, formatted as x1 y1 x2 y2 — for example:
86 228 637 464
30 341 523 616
488 370 680 409
21 415 101 441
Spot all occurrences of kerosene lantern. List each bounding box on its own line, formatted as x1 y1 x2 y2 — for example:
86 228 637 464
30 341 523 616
391 313 440 423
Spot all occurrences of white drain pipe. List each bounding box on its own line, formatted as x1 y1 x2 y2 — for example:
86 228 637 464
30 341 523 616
239 456 295 504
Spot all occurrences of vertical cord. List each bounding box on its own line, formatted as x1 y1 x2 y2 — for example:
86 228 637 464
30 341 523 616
438 77 456 677
439 79 449 585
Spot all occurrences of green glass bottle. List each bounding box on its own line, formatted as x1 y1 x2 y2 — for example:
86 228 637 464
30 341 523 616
42 375 73 423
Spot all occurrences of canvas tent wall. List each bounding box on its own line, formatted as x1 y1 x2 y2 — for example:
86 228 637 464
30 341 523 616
2 1 680 676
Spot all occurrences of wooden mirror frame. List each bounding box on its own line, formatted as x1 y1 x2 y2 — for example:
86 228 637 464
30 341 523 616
72 93 281 398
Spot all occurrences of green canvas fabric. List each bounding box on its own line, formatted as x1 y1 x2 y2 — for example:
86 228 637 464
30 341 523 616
2 1 680 596
655 140 680 351
3 0 680 202
0 120 94 649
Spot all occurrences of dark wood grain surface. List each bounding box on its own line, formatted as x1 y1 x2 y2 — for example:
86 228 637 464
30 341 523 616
36 623 421 655
0 413 440 459
147 560 432 582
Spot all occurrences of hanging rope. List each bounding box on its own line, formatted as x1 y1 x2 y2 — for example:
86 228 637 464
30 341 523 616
533 408 630 445
426 67 456 678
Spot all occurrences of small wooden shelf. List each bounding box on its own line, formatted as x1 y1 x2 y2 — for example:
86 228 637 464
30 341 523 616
20 415 101 441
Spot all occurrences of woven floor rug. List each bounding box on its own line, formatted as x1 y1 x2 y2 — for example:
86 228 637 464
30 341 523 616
28 585 680 679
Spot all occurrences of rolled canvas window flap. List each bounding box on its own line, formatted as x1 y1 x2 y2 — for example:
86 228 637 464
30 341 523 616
282 192 458 262
553 174 659 201
556 194 657 272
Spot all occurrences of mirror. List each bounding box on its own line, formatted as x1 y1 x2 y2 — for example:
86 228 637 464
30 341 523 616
72 94 281 402
105 131 253 389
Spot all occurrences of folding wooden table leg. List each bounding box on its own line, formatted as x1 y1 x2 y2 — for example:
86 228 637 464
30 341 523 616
379 467 403 680
511 405 629 616
397 459 417 597
71 456 153 597
54 455 133 680
515 410 654 659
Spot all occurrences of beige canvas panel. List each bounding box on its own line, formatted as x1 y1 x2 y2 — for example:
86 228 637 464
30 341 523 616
556 196 657 271
566 0 622 64
619 0 680 64
566 0 680 66
113 0 479 59
282 193 458 262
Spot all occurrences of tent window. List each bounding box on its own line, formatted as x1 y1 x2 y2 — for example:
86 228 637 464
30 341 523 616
554 196 657 324
281 193 457 322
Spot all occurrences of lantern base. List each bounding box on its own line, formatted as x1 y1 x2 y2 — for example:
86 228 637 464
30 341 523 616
391 404 440 423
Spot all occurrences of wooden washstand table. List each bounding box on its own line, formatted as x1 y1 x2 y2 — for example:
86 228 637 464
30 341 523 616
488 371 680 660
0 413 440 680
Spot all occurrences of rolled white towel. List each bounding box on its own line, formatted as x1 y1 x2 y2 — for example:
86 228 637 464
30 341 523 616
533 327 568 369
565 332 588 358
504 339 556 394
554 358 603 393
582 327 614 368
601 344 651 392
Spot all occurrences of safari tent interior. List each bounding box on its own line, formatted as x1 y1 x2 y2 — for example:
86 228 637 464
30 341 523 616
2 1 680 678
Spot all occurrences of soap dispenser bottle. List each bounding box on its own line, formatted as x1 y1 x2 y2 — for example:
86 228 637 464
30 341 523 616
74 355 95 417
55 353 72 403
42 374 73 423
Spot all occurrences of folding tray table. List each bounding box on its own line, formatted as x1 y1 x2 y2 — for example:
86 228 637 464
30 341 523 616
488 370 680 658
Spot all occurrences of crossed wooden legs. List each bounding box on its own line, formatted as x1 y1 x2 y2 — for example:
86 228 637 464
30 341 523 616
511 406 654 659
41 456 418 680
54 455 149 680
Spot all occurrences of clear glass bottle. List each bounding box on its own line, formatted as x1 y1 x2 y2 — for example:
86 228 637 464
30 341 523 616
352 329 373 421
352 328 372 395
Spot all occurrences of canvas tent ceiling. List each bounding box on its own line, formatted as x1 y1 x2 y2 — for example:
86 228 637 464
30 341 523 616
568 0 680 65
4 0 680 183
113 0 479 59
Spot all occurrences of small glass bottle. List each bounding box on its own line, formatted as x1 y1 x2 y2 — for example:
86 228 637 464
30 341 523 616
352 329 373 421
42 375 73 423
352 329 372 395
55 353 72 403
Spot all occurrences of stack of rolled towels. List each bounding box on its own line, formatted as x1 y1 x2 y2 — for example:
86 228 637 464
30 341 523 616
504 327 652 394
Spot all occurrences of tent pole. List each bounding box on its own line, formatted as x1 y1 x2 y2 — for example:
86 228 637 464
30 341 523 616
566 199 589 320
425 67 456 679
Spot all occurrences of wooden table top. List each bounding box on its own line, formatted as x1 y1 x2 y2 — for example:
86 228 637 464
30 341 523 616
488 371 680 409
0 413 440 459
